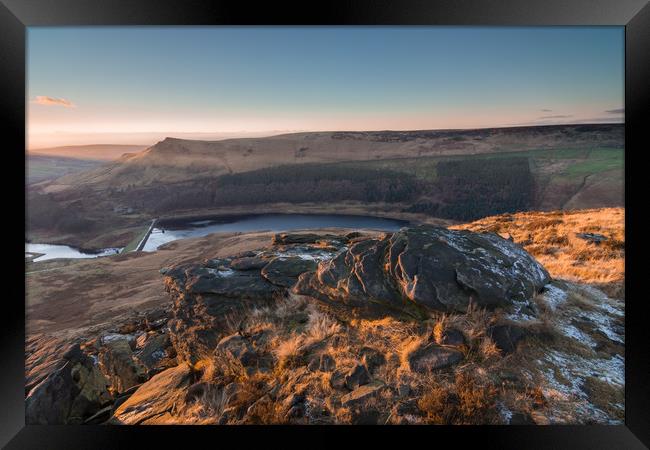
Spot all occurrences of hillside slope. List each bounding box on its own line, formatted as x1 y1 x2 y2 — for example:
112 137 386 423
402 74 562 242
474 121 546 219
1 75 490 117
26 124 623 249
45 124 622 189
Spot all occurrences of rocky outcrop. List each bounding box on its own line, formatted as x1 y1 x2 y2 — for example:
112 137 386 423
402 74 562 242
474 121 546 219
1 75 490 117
294 225 550 315
25 344 113 424
162 234 350 364
98 337 148 394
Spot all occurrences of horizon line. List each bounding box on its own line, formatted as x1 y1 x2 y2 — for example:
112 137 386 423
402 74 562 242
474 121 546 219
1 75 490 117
27 121 624 151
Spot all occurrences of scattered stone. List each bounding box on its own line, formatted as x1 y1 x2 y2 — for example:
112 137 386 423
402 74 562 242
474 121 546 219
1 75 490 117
319 354 336 372
360 347 386 372
329 370 347 390
341 381 385 407
351 408 381 424
576 233 608 245
283 393 306 409
285 404 305 419
394 398 420 416
307 356 320 372
487 324 528 354
344 364 371 390
408 344 464 373
247 394 273 418
111 364 193 425
437 328 465 346
509 411 536 425
397 384 410 399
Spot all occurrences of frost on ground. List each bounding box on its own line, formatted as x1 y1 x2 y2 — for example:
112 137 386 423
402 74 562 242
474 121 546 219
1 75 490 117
508 280 625 424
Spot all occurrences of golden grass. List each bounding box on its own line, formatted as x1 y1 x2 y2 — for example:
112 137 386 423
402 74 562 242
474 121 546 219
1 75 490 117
452 207 624 286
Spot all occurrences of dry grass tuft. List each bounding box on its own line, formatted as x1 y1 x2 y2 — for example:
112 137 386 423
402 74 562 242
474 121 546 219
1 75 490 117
452 207 624 287
418 371 499 424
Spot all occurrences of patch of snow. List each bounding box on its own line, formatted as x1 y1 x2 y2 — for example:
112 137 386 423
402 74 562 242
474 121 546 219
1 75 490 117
538 349 624 424
561 324 596 346
542 284 568 311
101 333 134 345
497 401 513 423
206 268 236 277
150 349 166 361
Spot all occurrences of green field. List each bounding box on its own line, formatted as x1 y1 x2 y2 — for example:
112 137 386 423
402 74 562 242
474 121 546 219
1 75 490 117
329 146 623 182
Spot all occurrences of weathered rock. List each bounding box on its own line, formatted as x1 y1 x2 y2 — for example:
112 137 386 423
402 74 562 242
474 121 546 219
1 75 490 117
230 256 269 270
345 364 371 390
510 411 536 425
285 404 305 419
341 381 385 407
397 384 410 399
283 393 306 409
98 338 148 394
26 344 112 424
247 394 274 418
84 405 113 424
111 364 193 425
359 347 386 372
223 382 246 405
293 225 550 315
134 333 171 372
144 309 169 331
408 344 464 373
204 258 232 269
437 328 466 347
576 232 608 245
487 324 527 354
185 267 281 300
307 356 320 372
164 262 280 365
329 369 347 390
319 354 336 372
261 257 318 288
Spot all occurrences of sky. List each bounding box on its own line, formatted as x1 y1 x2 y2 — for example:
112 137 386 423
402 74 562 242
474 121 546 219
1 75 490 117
27 26 624 149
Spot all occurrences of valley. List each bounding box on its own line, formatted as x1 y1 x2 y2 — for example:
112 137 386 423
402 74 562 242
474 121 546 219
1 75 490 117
26 124 623 251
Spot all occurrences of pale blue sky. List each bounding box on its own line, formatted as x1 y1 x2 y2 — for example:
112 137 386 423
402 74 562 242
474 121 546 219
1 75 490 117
27 27 624 148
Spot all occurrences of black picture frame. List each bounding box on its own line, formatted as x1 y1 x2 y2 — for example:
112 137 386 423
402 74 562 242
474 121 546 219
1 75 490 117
2 0 648 448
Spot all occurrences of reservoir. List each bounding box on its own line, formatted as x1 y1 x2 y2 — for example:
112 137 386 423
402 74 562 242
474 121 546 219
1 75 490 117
26 214 409 260
142 213 409 251
25 243 122 262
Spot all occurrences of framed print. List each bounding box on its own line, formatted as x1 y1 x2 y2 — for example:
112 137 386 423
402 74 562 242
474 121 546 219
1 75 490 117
1 0 649 448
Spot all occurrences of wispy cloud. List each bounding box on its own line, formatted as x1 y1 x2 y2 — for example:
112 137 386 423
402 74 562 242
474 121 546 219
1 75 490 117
539 114 572 119
32 96 75 108
540 109 553 112
605 108 624 114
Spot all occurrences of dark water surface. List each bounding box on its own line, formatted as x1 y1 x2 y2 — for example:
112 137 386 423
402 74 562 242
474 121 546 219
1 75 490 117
143 213 409 251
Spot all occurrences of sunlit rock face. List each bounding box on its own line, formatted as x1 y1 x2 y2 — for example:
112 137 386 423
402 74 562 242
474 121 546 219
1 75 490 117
293 225 550 315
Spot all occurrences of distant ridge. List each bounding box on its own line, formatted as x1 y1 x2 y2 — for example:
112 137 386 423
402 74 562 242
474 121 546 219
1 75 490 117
29 144 149 161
